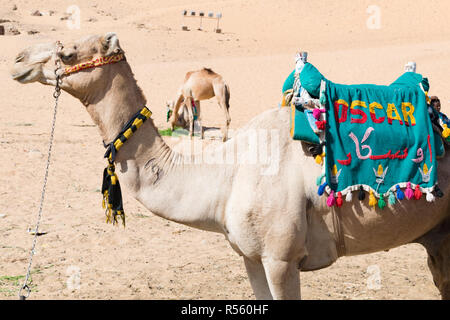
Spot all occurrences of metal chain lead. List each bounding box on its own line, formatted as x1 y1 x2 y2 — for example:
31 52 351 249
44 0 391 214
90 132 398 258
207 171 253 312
18 44 62 300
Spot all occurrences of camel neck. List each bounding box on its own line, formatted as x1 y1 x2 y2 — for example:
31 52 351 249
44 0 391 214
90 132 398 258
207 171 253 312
84 61 147 144
79 61 226 233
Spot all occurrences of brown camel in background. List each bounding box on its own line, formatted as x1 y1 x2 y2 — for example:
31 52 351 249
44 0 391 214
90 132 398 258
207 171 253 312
169 68 231 141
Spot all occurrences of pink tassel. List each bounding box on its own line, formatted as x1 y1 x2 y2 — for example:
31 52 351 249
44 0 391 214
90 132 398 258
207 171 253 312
313 108 325 120
327 191 335 207
405 182 414 200
414 185 422 200
336 192 343 207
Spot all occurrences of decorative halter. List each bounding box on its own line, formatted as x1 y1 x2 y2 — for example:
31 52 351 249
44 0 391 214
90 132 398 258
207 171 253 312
60 49 151 226
63 53 126 75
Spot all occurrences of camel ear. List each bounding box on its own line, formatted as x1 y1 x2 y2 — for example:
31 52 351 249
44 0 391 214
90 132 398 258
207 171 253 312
101 32 123 56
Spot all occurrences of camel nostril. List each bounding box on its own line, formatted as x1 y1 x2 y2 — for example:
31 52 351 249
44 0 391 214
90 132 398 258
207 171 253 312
15 54 25 63
106 34 114 42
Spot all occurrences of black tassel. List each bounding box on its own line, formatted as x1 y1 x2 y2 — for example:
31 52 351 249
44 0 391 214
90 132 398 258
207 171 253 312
309 142 325 157
101 163 125 226
434 185 444 198
358 186 366 201
100 107 152 228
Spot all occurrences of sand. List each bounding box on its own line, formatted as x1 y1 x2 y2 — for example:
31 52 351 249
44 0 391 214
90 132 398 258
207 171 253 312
1 0 449 299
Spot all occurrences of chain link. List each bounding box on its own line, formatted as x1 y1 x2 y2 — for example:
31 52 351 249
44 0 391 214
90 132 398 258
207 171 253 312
18 43 62 300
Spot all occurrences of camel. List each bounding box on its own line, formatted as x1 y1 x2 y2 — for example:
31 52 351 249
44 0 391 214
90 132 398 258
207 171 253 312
10 33 450 299
169 68 231 141
166 100 190 131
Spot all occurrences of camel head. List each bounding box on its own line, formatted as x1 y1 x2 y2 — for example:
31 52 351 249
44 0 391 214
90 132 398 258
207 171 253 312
11 32 124 95
166 100 189 129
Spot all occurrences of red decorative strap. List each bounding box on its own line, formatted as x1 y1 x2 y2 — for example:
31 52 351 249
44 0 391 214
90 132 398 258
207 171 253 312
64 53 125 75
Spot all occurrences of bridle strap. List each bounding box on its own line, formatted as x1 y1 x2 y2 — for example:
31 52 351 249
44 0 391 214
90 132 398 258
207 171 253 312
63 53 125 75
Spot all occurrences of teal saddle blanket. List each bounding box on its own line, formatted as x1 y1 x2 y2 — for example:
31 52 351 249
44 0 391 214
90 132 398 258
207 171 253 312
299 63 441 198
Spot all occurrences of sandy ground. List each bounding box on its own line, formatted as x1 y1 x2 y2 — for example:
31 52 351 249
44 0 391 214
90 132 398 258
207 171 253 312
1 0 449 299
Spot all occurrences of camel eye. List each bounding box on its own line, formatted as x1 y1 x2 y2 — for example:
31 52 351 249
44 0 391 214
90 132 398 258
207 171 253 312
73 45 77 50
91 48 98 54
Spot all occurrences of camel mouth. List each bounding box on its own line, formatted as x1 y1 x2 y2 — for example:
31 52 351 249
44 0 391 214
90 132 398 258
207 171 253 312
11 68 33 83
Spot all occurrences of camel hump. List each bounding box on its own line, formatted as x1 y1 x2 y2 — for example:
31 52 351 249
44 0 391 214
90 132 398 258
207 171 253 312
184 68 219 82
202 67 216 75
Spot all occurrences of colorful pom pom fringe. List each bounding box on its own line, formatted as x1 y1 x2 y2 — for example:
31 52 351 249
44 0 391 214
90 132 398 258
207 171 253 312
316 173 325 186
315 152 325 165
369 190 377 208
327 191 335 207
313 108 325 120
396 185 405 200
405 182 414 200
434 185 444 198
378 196 386 210
414 185 422 200
336 192 343 207
345 191 352 202
388 191 396 205
318 182 327 196
358 186 365 201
